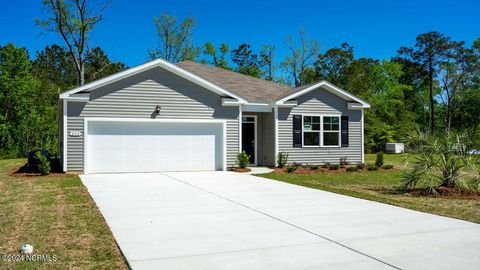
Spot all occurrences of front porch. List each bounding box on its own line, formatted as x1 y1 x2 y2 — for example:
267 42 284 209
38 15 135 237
241 111 275 167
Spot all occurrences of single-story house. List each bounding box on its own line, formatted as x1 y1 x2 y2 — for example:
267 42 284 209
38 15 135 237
58 59 370 174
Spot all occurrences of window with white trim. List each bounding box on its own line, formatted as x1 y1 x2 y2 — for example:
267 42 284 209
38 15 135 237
322 116 340 146
302 115 340 147
303 116 320 146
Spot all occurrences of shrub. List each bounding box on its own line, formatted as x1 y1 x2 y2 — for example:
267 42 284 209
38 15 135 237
356 163 365 170
35 152 51 175
339 156 348 166
322 162 331 169
401 129 479 194
49 157 62 173
277 152 289 168
375 152 384 167
308 164 319 170
367 163 378 171
286 165 297 173
28 150 49 172
346 166 358 172
383 164 394 170
329 164 340 170
236 151 250 168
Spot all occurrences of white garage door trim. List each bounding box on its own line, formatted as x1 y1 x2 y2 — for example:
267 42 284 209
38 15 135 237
83 117 227 174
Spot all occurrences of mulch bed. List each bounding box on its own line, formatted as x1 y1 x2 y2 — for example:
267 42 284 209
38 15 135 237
274 166 396 174
10 163 71 177
408 187 480 199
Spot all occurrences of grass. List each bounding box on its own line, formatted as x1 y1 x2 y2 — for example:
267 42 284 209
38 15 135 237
365 153 410 166
0 159 128 269
259 154 480 224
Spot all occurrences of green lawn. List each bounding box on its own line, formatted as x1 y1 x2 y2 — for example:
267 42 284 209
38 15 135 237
0 159 128 269
259 154 480 224
365 153 409 166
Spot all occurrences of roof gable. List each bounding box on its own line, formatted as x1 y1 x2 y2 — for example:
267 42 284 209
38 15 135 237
59 59 247 103
276 81 370 108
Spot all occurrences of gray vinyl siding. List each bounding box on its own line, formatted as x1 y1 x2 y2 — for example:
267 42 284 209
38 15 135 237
278 88 362 164
261 112 275 166
66 67 239 172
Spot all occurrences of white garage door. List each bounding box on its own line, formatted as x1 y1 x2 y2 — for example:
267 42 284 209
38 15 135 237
85 120 224 174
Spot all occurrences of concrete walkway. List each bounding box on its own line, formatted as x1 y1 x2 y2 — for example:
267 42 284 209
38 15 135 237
246 166 275 174
81 172 480 270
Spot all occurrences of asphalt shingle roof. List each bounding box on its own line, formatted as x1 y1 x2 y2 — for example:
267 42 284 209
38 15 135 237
176 61 298 102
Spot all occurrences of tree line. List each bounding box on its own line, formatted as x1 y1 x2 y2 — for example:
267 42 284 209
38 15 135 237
148 13 480 152
0 0 479 158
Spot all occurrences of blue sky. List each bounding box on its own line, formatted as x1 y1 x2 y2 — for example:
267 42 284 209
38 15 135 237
1 0 479 67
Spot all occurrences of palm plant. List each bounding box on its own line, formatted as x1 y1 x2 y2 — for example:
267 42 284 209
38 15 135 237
401 129 479 195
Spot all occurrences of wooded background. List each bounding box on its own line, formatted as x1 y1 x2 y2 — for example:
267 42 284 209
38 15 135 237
1 0 479 158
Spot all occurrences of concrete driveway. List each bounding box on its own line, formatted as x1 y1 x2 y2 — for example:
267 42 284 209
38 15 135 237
81 172 480 270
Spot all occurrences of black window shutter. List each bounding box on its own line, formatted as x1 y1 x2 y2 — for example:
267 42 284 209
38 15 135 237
293 115 302 148
341 116 349 147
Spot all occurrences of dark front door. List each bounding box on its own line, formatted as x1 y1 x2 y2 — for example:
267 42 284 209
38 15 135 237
242 118 255 164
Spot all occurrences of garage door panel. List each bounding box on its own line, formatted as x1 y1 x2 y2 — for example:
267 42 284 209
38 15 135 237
86 121 223 173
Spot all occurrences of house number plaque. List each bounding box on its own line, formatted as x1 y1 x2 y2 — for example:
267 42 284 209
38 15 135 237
68 131 83 137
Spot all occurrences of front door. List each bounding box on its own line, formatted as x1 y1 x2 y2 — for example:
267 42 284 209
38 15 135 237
242 116 256 165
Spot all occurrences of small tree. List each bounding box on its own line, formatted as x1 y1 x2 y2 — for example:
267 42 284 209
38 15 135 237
236 151 250 168
276 152 289 168
375 152 384 168
401 129 478 194
35 152 51 175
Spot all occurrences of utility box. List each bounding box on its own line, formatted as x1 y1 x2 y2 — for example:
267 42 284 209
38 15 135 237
386 143 404 154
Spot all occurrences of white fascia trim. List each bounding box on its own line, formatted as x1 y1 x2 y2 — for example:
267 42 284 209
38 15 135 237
276 100 297 107
59 58 248 103
222 98 245 106
65 96 89 102
276 81 371 108
347 102 364 110
244 102 270 106
62 99 67 172
224 100 270 106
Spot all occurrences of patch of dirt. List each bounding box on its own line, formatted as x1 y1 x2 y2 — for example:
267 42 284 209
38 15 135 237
232 168 251 173
408 187 480 199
